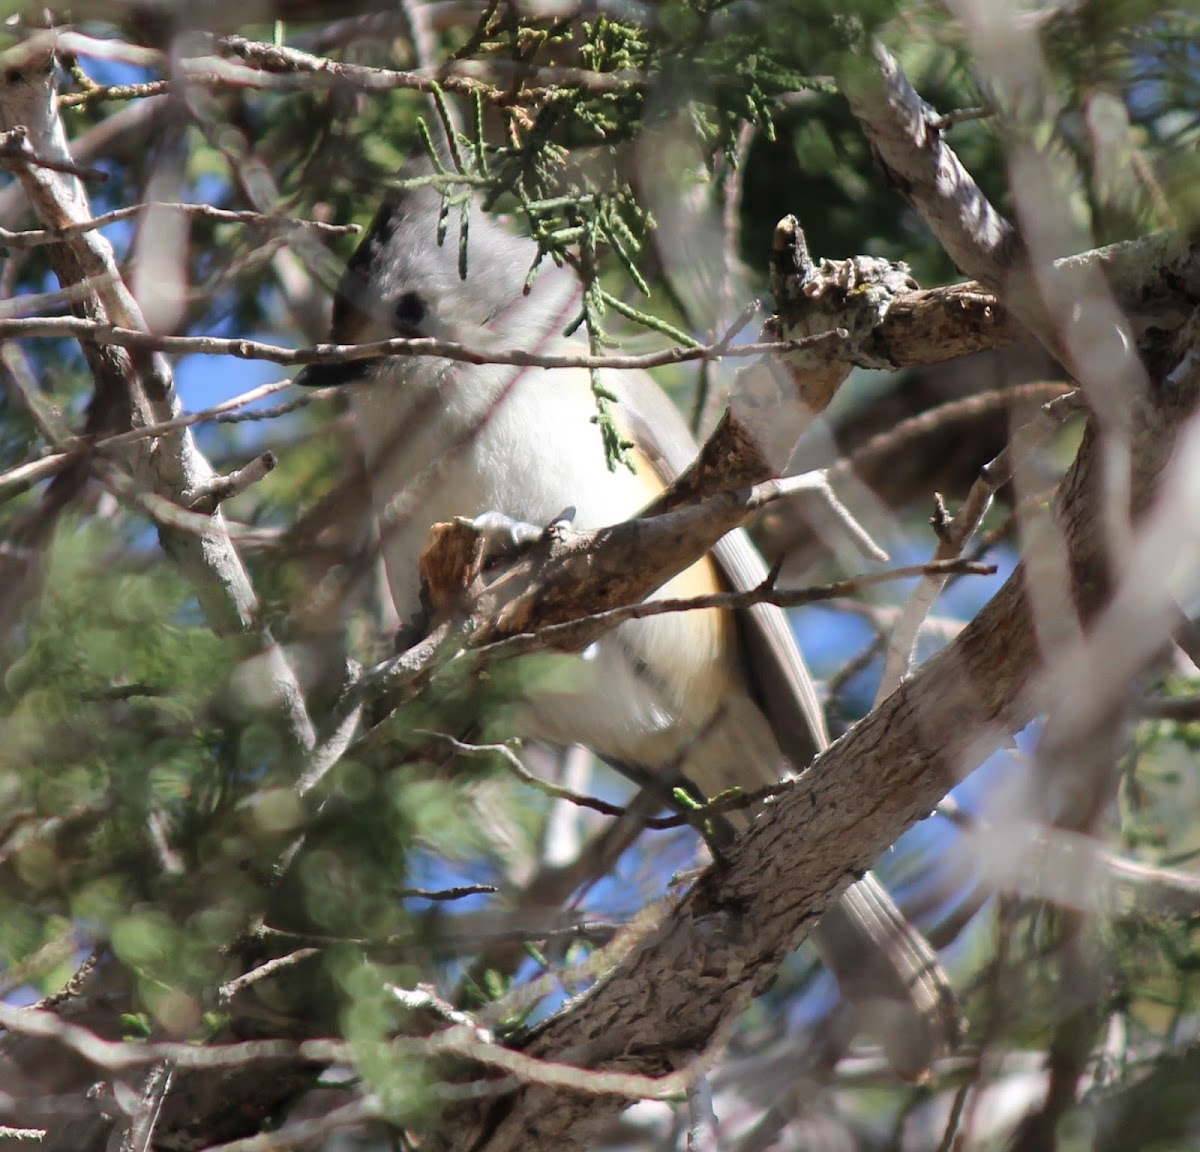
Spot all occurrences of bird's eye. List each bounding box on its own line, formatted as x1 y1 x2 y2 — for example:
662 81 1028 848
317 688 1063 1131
393 291 427 331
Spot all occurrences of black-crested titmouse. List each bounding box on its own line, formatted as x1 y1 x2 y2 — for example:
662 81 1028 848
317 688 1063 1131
294 174 958 1075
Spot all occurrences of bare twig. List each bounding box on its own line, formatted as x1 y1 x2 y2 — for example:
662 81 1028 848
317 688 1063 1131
389 985 492 1038
0 379 334 501
0 200 358 247
115 1061 174 1152
934 1080 973 1152
59 79 171 108
827 382 1075 484
0 999 345 1071
0 276 122 319
0 326 838 502
219 950 320 1003
10 29 640 109
186 451 278 513
931 105 993 131
0 313 839 371
873 392 1075 703
414 732 645 818
479 558 995 666
405 732 746 829
686 1076 720 1152
779 469 890 562
218 33 643 101
399 884 499 901
14 969 699 1117
253 918 622 955
0 125 108 182
826 634 886 711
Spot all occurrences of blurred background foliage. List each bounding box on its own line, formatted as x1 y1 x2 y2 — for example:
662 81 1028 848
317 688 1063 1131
0 0 1199 1147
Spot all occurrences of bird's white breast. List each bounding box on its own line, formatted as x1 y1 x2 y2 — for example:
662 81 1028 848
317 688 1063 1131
351 354 741 769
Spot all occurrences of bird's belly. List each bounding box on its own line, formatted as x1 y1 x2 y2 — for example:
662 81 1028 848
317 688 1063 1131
352 364 742 770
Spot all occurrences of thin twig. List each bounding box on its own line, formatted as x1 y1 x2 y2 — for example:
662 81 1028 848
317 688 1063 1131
190 1098 380 1152
0 994 695 1101
254 918 622 953
19 29 641 109
117 1061 174 1152
792 469 890 562
0 313 841 371
0 200 359 247
0 323 843 501
931 105 992 131
416 731 660 820
480 558 996 665
873 392 1075 704
0 379 336 501
934 1080 973 1152
0 999 346 1071
826 634 886 710
686 1075 720 1152
425 732 629 805
0 275 122 320
827 382 1075 484
0 125 108 182
219 949 320 1003
389 984 491 1038
59 79 172 107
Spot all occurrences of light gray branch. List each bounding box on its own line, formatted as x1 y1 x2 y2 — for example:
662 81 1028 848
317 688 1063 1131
0 49 315 755
839 41 1023 295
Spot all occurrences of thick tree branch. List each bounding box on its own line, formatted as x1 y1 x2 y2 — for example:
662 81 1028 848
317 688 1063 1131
423 324 1199 1150
837 40 1192 426
838 41 1024 296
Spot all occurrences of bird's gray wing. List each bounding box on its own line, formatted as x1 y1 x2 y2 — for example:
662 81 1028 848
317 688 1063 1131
608 369 828 766
610 368 960 1076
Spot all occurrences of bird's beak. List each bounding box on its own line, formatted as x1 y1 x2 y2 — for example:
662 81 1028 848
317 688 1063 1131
294 292 383 389
292 359 371 389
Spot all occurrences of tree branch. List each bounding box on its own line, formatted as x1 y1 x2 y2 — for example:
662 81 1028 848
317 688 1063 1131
423 323 1199 1150
0 48 315 753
